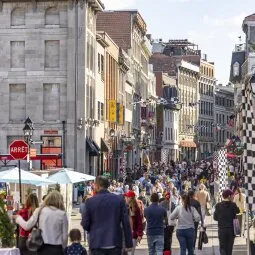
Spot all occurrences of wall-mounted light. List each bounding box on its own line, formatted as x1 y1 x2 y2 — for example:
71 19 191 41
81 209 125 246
77 118 83 130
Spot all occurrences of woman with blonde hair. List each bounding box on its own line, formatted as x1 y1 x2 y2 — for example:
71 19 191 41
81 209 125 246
15 190 68 255
17 193 39 255
233 187 246 235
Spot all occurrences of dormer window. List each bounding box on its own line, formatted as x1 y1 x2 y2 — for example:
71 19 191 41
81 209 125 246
233 61 240 77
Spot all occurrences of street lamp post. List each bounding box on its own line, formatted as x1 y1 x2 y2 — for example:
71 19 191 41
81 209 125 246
23 117 34 171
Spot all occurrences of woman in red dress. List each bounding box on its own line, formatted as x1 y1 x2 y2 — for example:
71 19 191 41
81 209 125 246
17 193 39 255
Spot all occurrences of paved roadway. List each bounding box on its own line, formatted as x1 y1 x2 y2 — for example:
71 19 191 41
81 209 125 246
70 207 248 255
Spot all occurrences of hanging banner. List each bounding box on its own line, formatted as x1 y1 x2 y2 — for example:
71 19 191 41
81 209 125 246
119 105 125 125
141 106 147 120
109 100 117 123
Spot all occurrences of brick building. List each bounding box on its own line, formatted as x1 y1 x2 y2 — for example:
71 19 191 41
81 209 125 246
97 10 155 169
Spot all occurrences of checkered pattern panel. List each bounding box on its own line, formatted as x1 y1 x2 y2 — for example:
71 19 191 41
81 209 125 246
218 148 228 201
242 83 255 211
161 149 168 164
213 151 219 179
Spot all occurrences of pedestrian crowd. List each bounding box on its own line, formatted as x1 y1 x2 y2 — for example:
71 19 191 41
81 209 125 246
11 159 245 255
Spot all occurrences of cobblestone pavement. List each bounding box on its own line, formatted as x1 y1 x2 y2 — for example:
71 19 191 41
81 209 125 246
70 207 248 255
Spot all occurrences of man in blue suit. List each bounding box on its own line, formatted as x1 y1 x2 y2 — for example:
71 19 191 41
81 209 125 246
82 176 133 255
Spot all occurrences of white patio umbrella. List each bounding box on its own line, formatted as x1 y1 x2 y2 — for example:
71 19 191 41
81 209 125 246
47 168 95 184
0 167 55 185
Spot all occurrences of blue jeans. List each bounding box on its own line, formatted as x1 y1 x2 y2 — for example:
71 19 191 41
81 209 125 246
147 235 164 255
176 228 195 255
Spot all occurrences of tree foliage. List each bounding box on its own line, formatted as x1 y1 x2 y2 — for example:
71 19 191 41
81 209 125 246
0 197 15 248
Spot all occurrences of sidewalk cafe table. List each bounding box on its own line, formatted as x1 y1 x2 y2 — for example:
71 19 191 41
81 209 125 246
0 248 20 255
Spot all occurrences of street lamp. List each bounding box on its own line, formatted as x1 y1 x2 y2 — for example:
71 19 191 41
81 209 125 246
23 124 33 141
23 117 34 142
23 117 34 171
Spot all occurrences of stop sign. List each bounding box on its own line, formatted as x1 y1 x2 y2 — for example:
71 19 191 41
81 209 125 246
9 140 29 160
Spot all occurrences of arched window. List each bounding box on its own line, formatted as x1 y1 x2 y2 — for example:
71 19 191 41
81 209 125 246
11 8 25 26
233 62 240 77
45 7 59 25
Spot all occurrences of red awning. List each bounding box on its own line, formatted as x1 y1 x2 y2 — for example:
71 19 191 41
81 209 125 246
0 154 61 161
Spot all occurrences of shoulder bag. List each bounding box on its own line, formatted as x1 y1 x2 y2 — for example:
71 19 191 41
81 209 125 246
26 208 44 251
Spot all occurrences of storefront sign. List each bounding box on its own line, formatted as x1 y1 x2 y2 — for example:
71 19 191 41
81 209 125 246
44 130 58 135
30 148 37 157
109 100 117 123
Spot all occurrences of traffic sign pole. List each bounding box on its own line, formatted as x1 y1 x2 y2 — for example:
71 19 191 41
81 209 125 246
18 160 22 205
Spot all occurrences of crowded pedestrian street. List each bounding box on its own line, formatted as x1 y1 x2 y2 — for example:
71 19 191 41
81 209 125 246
70 207 248 255
1 0 255 255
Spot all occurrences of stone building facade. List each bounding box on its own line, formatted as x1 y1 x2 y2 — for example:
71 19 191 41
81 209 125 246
198 58 216 158
0 0 104 172
214 84 235 148
178 60 199 161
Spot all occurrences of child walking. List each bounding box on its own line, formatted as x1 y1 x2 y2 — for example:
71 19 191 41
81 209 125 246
64 229 87 255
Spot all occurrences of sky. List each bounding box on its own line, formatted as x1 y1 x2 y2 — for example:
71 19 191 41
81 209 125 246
102 0 253 84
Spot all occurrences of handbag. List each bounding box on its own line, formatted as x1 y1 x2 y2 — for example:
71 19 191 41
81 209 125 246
198 228 208 250
233 218 241 236
26 208 44 251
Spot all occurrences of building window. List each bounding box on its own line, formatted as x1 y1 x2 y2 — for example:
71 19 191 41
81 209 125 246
11 8 25 26
98 53 104 77
233 62 240 77
97 101 100 120
11 41 25 68
9 84 26 121
97 101 104 121
45 7 59 25
41 136 62 169
43 83 60 121
165 128 167 140
101 102 104 121
98 53 101 73
45 40 60 68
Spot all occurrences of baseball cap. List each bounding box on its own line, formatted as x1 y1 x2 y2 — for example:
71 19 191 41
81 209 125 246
124 190 136 198
165 192 171 198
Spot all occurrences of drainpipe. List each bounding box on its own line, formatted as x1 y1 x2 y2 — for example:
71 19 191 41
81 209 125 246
74 2 78 171
62 120 66 167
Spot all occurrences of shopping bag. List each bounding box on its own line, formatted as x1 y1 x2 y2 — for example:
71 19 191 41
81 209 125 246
198 231 203 250
164 226 173 251
233 218 241 236
202 230 208 244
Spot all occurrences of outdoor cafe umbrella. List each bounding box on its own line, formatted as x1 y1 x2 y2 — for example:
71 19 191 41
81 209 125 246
0 167 55 185
47 168 95 211
47 168 95 184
